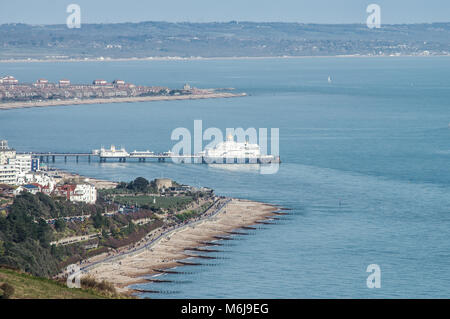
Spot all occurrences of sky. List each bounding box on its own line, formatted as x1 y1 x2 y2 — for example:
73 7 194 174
0 0 449 25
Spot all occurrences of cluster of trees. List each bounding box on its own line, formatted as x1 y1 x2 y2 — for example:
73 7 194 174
0 192 107 277
116 177 158 193
0 193 66 276
0 182 190 278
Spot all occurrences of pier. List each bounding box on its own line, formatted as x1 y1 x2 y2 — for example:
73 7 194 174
23 143 280 164
26 151 203 164
24 150 280 164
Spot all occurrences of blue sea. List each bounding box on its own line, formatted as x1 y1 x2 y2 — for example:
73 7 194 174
1 57 450 298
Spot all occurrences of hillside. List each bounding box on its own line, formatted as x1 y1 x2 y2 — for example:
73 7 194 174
0 267 110 299
1 21 450 60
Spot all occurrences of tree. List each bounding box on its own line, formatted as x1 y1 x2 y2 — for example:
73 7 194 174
130 177 149 192
116 182 127 189
126 222 135 234
54 218 66 232
92 212 104 229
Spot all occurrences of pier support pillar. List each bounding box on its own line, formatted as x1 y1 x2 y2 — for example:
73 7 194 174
64 156 67 163
76 156 79 163
52 156 55 163
88 155 91 163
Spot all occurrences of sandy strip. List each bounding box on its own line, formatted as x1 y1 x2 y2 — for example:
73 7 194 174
0 92 246 110
82 198 277 294
50 169 118 190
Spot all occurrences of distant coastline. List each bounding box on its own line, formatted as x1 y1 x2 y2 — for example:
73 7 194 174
0 54 448 64
0 92 247 110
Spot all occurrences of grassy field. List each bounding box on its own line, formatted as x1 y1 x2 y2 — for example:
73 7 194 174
114 195 193 210
0 268 118 299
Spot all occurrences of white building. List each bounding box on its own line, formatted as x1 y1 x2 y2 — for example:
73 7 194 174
71 183 97 204
16 171 56 192
0 162 17 185
0 140 17 185
15 154 33 174
0 75 19 85
0 140 39 185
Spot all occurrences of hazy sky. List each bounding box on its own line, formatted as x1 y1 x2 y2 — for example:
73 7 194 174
0 0 449 25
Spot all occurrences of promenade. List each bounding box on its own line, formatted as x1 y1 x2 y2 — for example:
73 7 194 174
80 198 229 272
81 198 277 293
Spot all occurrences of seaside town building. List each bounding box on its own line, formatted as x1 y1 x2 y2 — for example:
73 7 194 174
0 140 40 185
0 75 19 85
155 178 173 191
14 184 40 195
113 79 125 86
93 79 108 86
54 183 97 204
0 140 18 185
59 79 71 87
0 76 189 103
0 139 98 204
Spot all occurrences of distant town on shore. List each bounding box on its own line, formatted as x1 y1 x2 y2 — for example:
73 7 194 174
0 75 207 103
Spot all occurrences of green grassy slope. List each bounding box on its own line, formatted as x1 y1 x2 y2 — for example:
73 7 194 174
0 267 113 299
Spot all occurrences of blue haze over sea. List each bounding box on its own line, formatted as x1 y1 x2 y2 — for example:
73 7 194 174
1 57 450 298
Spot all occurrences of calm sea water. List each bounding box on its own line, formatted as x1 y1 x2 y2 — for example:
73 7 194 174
1 57 450 298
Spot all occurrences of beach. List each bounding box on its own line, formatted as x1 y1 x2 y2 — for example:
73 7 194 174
81 198 279 294
0 92 246 111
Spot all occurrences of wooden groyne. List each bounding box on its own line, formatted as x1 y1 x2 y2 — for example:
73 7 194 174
177 261 203 266
265 216 280 220
134 289 161 294
273 211 289 215
145 278 173 283
153 269 183 274
185 247 221 253
254 220 275 225
185 254 217 260
213 235 233 240
199 241 224 246
225 231 250 235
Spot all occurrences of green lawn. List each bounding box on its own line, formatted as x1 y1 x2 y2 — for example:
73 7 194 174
114 195 193 210
175 210 200 222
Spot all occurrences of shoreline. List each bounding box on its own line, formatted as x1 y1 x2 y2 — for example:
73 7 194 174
80 197 280 296
0 92 246 111
0 54 448 64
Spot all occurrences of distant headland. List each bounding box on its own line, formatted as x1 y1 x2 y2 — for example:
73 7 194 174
0 76 246 110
